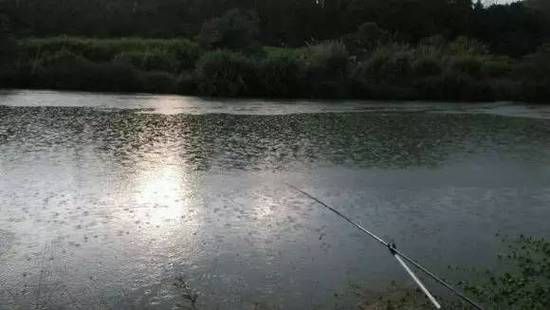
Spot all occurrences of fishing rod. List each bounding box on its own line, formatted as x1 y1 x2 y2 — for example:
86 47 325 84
286 184 484 310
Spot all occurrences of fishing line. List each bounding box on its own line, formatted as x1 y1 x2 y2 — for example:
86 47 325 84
286 183 484 310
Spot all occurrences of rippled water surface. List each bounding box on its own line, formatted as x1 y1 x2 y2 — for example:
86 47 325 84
1 90 550 309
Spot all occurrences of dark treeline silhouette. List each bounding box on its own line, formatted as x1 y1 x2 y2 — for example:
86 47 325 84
2 0 549 52
0 0 549 101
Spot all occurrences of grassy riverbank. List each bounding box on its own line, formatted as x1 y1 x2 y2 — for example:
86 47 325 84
1 36 549 102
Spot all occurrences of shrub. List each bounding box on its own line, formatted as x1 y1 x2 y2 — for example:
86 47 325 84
113 50 179 72
412 55 443 77
416 72 493 101
195 50 259 96
88 63 144 92
490 79 523 101
176 72 196 94
171 41 202 70
21 38 92 60
40 48 89 66
356 44 414 84
259 55 305 98
448 36 489 56
351 44 422 99
0 65 20 88
263 46 305 59
516 44 550 81
302 41 350 97
306 40 349 78
418 35 447 49
449 55 484 78
515 46 550 102
142 71 178 93
35 52 144 92
482 57 513 78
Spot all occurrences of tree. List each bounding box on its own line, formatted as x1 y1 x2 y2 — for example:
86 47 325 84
472 2 547 56
356 22 391 49
474 0 483 12
198 9 260 50
0 14 16 66
526 0 550 16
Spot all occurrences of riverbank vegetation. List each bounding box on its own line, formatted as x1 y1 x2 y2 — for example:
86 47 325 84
1 0 549 101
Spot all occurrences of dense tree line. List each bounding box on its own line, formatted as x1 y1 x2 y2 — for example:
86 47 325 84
1 0 549 55
0 0 549 101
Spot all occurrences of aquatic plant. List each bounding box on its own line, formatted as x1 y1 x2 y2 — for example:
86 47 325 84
459 235 550 309
358 236 550 309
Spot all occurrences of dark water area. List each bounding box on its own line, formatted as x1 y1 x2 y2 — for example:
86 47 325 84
1 90 550 309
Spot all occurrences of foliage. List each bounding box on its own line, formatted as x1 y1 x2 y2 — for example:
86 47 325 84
416 72 493 101
2 32 550 102
34 58 144 92
514 44 550 102
447 36 489 56
357 43 414 83
482 57 513 78
1 0 550 101
0 14 17 67
259 55 304 98
113 50 179 72
472 1 548 57
303 40 351 97
355 22 392 51
412 55 443 77
2 0 550 56
263 46 305 59
195 50 259 96
141 71 178 93
176 71 196 95
305 40 349 78
198 9 259 50
20 37 201 70
449 55 484 78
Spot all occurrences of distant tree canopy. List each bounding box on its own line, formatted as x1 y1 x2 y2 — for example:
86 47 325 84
0 0 549 56
526 0 550 16
0 14 17 66
199 9 259 50
472 1 549 56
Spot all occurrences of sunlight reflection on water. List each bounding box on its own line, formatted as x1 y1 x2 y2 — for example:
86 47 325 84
1 90 550 309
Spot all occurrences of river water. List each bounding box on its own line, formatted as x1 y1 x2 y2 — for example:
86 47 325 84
1 90 550 309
